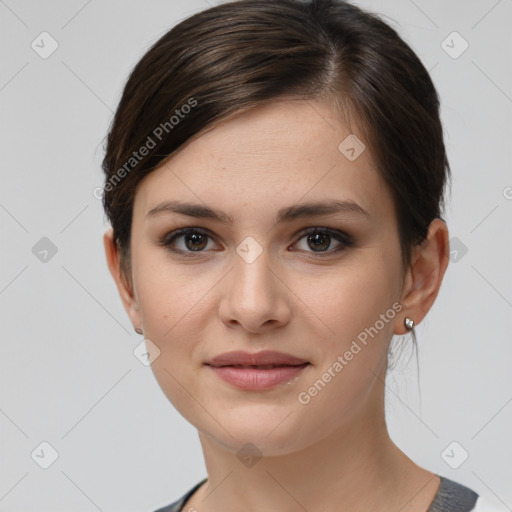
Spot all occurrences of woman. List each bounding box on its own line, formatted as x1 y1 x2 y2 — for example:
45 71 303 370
101 1 501 510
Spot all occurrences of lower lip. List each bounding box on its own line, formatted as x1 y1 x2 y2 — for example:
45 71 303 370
207 364 310 390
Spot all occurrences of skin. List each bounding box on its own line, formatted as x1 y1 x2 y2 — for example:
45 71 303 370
104 98 450 512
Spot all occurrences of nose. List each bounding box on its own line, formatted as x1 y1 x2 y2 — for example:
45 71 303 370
218 247 291 334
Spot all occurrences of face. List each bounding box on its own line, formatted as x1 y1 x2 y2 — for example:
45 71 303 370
116 99 410 455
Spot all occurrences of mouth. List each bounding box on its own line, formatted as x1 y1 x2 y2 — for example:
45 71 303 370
212 364 309 369
205 350 309 367
206 362 310 390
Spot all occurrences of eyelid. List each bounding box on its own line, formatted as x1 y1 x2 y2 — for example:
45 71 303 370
294 226 353 243
291 227 354 255
158 226 354 256
157 227 219 252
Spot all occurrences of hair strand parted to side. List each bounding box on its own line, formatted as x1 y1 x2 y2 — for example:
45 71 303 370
101 0 451 285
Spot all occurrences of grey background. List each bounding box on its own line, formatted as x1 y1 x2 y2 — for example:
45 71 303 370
0 0 511 510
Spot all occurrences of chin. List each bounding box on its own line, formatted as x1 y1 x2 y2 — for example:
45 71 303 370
199 411 325 458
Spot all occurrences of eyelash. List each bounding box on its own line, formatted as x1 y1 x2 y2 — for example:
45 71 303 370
157 227 354 258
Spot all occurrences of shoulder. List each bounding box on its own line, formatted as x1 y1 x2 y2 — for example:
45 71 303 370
428 476 478 511
152 496 183 512
429 477 509 512
152 478 207 512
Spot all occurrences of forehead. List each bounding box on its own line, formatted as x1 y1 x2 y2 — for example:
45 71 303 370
134 98 394 226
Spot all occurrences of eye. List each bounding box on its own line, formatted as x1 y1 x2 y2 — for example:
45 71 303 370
293 227 354 256
158 228 218 255
158 227 353 257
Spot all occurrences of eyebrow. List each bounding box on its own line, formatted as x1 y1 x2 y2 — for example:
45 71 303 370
146 199 370 224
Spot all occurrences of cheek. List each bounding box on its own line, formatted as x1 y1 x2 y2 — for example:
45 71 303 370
134 246 213 338
290 280 395 444
132 254 218 414
301 255 399 350
296 263 396 386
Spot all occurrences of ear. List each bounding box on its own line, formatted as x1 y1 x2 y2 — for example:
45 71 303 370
394 218 450 335
103 227 142 332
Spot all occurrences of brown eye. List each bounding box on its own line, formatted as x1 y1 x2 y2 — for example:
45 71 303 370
306 232 331 252
293 228 354 256
182 232 209 251
159 228 216 254
158 226 354 258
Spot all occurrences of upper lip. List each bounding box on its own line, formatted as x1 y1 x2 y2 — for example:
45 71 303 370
205 350 309 367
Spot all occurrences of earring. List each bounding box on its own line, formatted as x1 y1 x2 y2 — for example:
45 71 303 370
134 327 143 335
404 317 414 331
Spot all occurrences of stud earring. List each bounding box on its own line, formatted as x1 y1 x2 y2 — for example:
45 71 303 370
404 317 414 331
134 327 143 335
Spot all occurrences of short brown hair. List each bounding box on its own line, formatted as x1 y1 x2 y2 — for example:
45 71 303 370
101 0 450 284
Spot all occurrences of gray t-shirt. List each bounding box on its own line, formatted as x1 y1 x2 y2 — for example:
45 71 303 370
153 476 479 512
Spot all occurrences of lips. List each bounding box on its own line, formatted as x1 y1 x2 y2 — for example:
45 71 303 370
205 350 310 390
225 364 291 369
205 350 309 368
